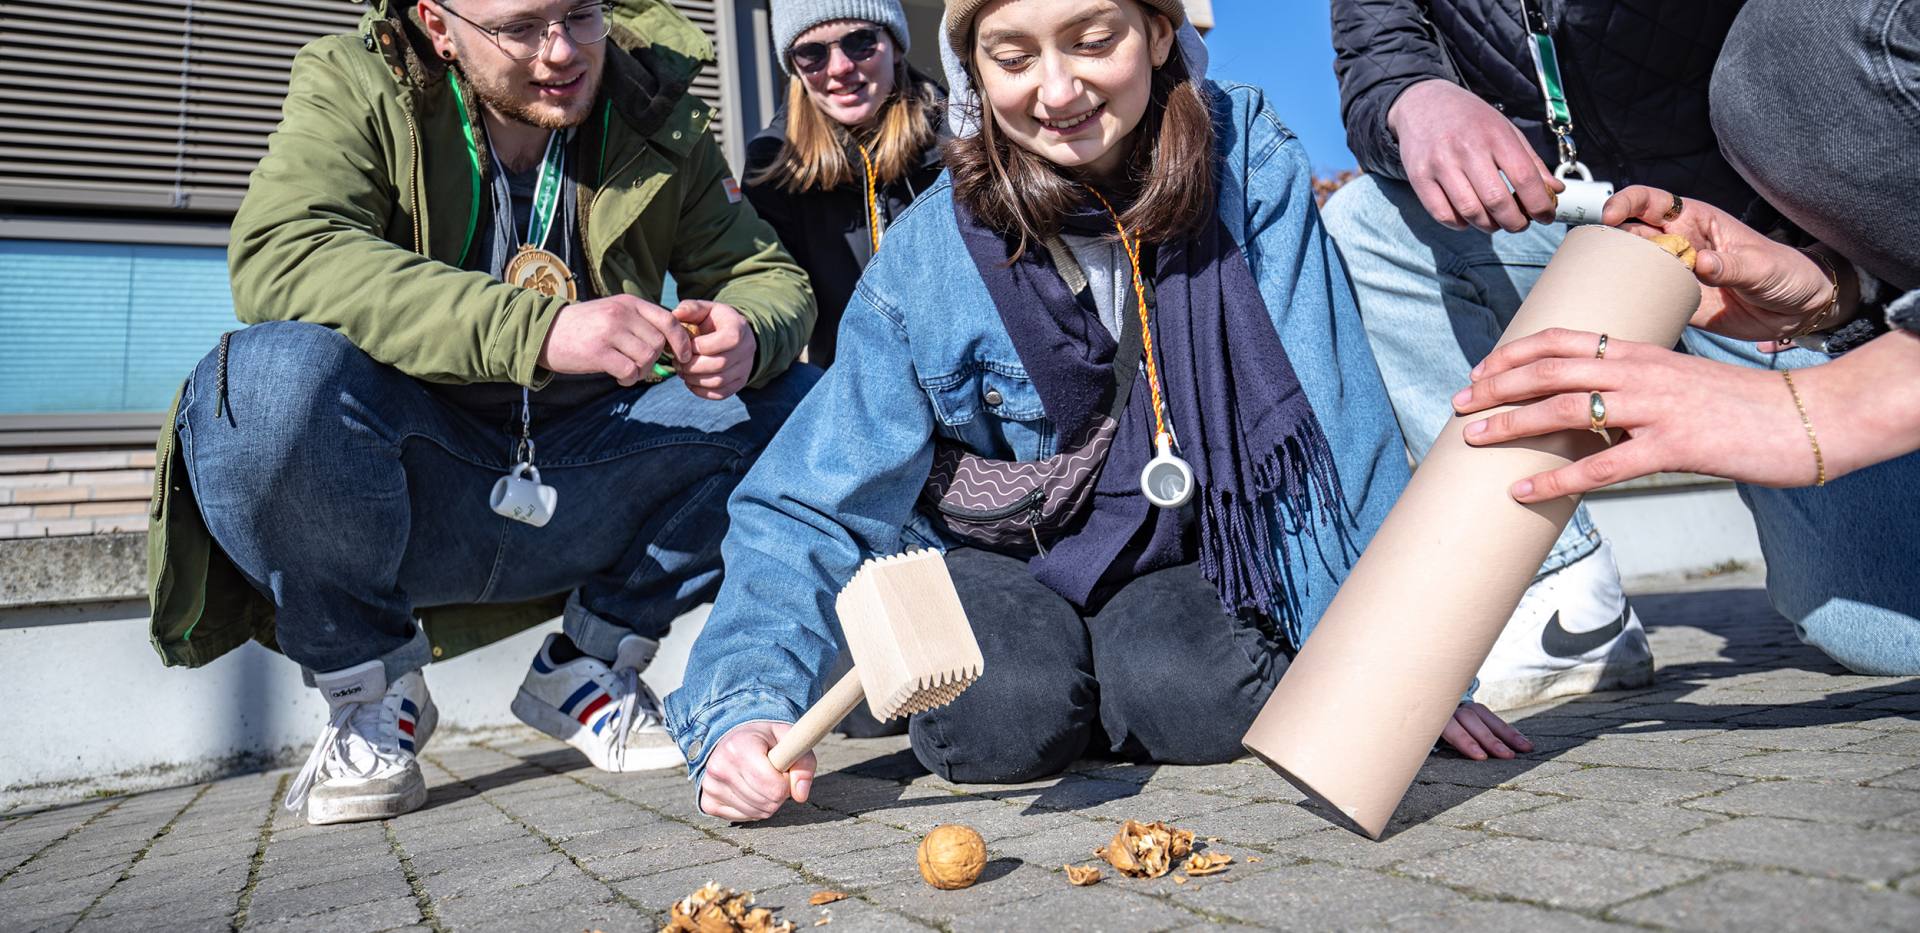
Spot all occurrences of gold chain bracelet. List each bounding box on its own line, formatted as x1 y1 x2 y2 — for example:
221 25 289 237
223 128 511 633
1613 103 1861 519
1781 370 1827 487
1787 247 1843 341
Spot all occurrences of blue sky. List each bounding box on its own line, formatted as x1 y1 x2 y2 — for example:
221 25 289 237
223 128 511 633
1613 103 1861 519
1205 1 1357 175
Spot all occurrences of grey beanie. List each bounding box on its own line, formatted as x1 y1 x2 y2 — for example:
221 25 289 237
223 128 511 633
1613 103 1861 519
771 0 912 75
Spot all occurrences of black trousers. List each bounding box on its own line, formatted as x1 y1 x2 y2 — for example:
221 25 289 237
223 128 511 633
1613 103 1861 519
908 549 1290 783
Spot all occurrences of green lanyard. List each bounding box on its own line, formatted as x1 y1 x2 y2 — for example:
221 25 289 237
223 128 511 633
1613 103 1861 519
449 74 566 254
1520 0 1579 171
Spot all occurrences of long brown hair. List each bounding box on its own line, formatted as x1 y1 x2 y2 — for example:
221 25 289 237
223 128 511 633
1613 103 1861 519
945 14 1215 254
748 58 938 193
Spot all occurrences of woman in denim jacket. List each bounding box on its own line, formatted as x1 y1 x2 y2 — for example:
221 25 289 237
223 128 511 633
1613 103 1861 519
667 0 1532 821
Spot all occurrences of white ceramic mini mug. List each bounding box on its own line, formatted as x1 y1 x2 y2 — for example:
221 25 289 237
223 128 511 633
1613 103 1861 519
1553 161 1615 226
490 462 558 527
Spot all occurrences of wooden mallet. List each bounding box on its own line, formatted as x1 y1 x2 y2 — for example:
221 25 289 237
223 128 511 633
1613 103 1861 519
767 550 985 772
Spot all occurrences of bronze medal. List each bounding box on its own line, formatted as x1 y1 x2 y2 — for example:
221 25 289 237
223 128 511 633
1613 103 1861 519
504 246 576 301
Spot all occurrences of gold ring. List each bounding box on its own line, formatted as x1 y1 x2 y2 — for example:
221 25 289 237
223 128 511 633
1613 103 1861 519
1588 391 1609 437
1663 194 1684 222
1594 333 1609 360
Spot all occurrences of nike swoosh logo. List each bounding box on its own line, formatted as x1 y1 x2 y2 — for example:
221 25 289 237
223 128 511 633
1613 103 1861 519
1540 604 1631 658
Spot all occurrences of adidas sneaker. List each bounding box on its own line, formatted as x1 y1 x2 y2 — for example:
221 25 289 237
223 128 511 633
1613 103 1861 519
511 633 683 772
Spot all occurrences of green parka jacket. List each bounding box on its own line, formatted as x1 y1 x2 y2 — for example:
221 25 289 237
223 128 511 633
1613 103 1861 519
146 0 815 667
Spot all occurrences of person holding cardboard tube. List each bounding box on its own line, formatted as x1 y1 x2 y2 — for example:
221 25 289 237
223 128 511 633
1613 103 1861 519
1324 0 1759 710
1456 0 1920 676
1457 184 1920 674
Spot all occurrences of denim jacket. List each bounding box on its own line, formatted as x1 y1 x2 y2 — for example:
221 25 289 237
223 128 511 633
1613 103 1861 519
663 82 1411 780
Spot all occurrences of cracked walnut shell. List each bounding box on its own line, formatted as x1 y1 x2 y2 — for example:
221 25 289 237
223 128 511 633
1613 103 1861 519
917 824 987 890
1184 853 1233 876
662 882 795 933
1064 864 1103 886
1647 233 1698 270
1095 820 1195 879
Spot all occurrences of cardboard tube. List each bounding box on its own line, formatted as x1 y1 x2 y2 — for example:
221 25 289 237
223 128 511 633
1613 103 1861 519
1242 225 1701 839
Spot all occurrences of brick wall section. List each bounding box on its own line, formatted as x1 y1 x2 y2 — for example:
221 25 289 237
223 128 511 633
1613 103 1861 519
0 449 156 539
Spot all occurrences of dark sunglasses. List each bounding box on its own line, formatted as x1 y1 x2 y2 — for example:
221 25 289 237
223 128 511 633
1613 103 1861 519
789 28 882 73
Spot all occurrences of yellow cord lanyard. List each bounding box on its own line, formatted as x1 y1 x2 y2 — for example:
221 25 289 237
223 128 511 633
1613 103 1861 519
1086 187 1196 509
857 142 883 255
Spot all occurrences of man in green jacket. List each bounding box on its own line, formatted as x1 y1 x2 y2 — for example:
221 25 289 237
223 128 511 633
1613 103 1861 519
154 0 817 825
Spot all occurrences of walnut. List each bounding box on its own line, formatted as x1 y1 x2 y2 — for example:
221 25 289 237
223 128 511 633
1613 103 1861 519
917 824 987 890
661 882 795 933
807 892 847 906
1184 853 1233 877
1095 820 1195 879
1064 864 1103 886
1648 233 1698 270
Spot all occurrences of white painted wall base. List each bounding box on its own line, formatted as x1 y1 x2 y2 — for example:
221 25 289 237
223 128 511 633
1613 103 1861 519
0 603 708 808
1585 482 1766 585
1 484 1765 808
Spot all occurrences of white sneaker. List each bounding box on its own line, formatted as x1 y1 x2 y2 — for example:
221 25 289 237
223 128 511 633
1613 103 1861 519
511 633 684 772
284 662 436 825
1474 540 1655 710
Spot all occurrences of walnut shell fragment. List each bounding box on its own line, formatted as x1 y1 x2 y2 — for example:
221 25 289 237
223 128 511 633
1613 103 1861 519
1095 820 1195 879
807 892 847 906
1647 233 1698 270
1184 853 1233 877
662 882 795 933
1064 864 1103 886
917 824 987 890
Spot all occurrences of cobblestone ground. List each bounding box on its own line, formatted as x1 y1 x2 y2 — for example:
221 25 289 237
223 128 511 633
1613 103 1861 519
5 585 1920 932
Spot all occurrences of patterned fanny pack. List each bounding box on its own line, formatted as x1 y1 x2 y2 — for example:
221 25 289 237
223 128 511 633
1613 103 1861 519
920 237 1145 555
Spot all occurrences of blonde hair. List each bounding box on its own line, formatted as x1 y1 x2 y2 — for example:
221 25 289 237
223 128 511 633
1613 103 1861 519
748 59 938 193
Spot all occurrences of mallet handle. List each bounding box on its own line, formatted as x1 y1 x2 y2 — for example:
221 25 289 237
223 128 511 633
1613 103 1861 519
768 668 868 772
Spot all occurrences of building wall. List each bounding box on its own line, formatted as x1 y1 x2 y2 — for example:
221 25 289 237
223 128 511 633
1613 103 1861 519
0 1 772 543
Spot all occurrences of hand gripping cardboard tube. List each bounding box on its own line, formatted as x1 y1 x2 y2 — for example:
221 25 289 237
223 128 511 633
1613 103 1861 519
1241 225 1701 839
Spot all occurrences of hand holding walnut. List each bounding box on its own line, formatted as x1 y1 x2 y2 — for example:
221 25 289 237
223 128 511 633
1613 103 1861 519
1602 186 1850 344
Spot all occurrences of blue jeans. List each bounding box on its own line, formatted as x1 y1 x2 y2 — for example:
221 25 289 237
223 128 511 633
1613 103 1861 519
1325 174 1920 675
177 320 817 680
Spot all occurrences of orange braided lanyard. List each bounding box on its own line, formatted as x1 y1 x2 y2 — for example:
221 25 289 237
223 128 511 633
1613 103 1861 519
1085 187 1170 447
856 142 882 254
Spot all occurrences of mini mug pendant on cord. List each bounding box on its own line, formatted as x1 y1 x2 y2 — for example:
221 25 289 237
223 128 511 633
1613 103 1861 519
1520 0 1614 226
1141 432 1195 509
490 388 559 527
1552 160 1614 226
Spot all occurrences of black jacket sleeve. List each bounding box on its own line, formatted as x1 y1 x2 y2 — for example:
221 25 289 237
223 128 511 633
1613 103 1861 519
1331 0 1459 179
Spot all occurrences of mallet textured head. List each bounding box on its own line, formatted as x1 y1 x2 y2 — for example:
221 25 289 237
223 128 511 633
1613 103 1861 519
834 550 985 721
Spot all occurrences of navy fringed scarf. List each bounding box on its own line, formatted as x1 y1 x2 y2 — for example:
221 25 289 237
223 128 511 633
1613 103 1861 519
955 194 1349 632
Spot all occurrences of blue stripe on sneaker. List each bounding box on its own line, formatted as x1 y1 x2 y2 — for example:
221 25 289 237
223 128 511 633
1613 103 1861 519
559 681 599 715
400 739 415 752
532 652 554 675
400 698 418 718
591 708 620 736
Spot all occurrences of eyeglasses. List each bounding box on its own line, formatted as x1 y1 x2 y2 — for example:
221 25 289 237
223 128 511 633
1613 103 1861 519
789 28 882 74
433 1 611 62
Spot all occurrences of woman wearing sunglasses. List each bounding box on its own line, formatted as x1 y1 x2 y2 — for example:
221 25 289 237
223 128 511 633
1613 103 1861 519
669 0 1529 822
745 1 948 368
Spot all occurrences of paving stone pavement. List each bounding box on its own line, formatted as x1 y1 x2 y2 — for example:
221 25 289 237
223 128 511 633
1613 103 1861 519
5 585 1920 932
